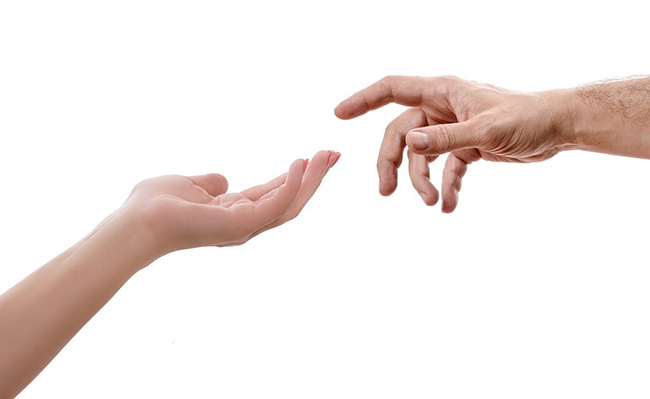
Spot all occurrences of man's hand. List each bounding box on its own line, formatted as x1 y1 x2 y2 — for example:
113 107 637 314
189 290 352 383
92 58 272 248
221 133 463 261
335 75 576 212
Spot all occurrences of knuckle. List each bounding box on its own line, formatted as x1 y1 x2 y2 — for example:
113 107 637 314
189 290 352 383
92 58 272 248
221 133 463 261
473 114 503 149
477 113 499 132
449 177 462 192
378 75 398 99
437 75 462 85
382 74 398 83
441 74 460 81
432 125 456 153
377 157 400 171
406 148 414 158
132 177 156 192
379 75 394 89
384 118 400 133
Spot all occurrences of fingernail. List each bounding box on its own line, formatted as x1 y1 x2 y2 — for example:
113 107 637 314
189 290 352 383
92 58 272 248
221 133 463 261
331 152 341 167
303 159 309 171
409 131 430 150
420 192 428 204
326 151 333 166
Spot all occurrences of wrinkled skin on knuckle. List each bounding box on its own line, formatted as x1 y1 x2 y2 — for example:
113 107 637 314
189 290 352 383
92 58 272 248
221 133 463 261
436 77 509 126
432 124 456 153
476 107 560 162
473 114 502 152
450 81 510 123
438 75 462 85
378 75 398 99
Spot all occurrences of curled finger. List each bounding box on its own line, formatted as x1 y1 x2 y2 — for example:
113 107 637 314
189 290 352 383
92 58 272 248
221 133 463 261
407 150 439 206
441 149 481 213
377 108 428 196
249 150 339 238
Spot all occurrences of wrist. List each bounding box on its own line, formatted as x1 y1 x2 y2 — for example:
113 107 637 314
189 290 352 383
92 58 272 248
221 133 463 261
540 88 584 151
82 206 165 274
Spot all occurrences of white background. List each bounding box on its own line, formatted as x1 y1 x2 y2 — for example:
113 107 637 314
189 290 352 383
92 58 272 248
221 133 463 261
1 1 649 398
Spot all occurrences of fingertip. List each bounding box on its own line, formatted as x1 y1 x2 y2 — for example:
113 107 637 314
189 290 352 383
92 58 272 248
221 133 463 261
411 172 439 206
441 189 458 213
334 103 348 119
406 131 431 152
379 179 397 196
321 150 342 169
288 158 307 181
377 159 399 196
420 188 439 206
335 98 366 120
305 150 334 172
331 151 341 167
294 157 307 168
211 173 228 186
378 169 397 196
218 174 229 192
188 173 229 196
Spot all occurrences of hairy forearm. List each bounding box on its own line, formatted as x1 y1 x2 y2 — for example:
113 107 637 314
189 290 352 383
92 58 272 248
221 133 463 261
568 76 650 158
0 209 157 398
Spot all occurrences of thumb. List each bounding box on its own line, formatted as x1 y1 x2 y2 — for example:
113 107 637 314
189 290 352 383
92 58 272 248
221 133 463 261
406 122 477 156
187 173 229 196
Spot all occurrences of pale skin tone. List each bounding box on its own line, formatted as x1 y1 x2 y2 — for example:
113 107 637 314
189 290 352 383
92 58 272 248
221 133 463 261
335 75 650 212
3 76 650 398
0 149 340 399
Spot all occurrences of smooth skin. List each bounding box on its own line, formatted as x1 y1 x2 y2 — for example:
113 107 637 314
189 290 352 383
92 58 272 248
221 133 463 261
0 150 340 399
335 75 650 212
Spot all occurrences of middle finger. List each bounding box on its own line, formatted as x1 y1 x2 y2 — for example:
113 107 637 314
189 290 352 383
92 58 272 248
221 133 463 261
377 108 428 196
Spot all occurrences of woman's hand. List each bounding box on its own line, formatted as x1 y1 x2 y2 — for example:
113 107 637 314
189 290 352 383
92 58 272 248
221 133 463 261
0 150 339 398
124 150 340 256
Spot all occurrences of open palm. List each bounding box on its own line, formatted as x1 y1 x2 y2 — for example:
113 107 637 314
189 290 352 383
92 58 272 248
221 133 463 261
125 150 340 253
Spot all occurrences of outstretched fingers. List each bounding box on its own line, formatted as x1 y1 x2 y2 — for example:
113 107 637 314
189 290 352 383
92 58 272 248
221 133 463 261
188 159 306 247
276 150 338 221
240 173 288 202
249 150 339 238
335 76 428 120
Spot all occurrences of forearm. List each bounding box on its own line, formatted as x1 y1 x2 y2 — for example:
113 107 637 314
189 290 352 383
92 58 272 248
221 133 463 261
559 77 650 158
0 208 158 398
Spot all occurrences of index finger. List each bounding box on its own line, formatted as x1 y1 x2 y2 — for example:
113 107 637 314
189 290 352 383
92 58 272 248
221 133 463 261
249 150 339 239
334 75 426 120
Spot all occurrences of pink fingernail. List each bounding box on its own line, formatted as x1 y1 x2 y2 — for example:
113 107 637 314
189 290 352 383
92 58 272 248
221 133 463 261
331 152 341 167
326 151 333 165
303 159 309 171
